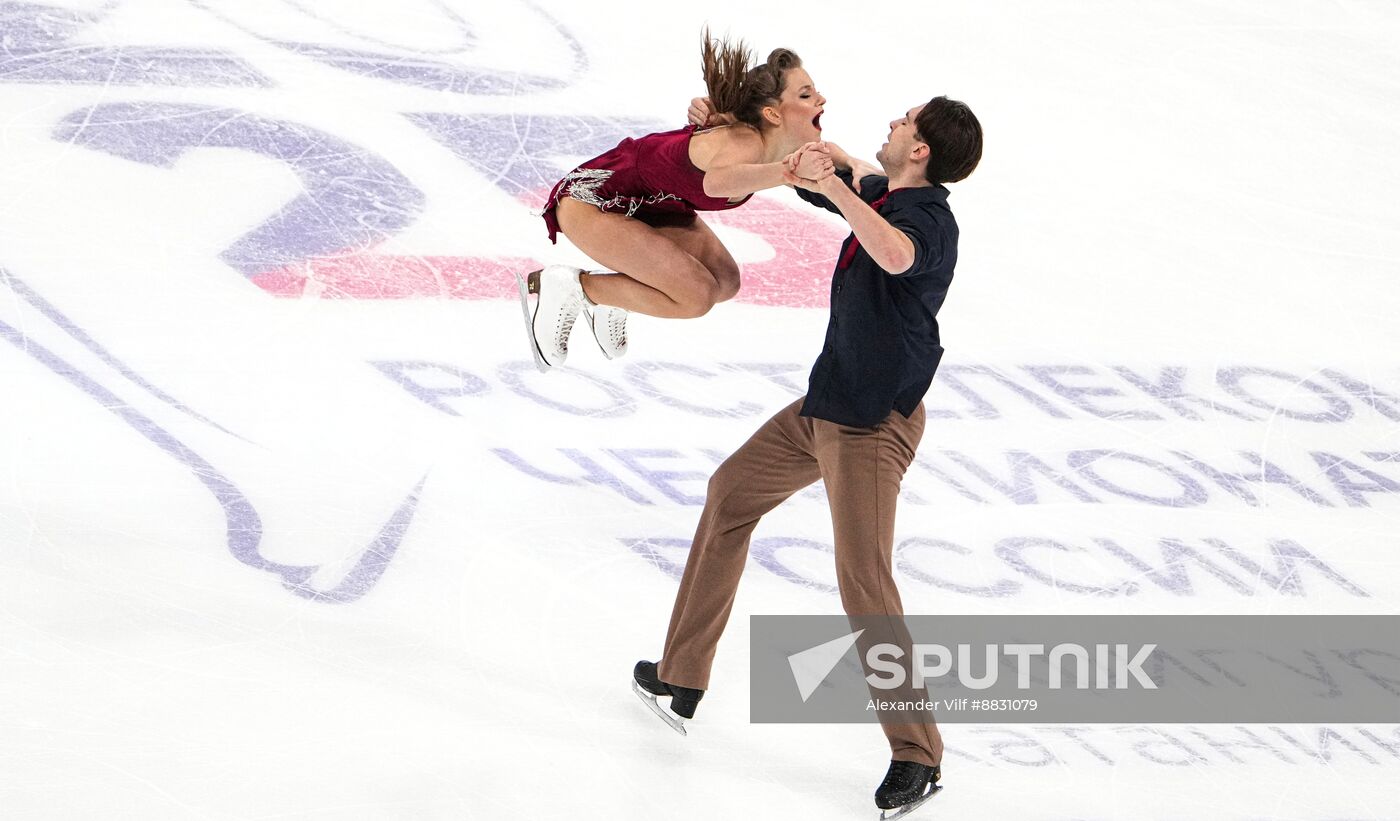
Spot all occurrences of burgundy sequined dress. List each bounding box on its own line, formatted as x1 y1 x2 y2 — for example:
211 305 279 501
541 124 753 243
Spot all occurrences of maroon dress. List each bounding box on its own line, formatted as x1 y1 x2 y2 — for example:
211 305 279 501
541 124 754 243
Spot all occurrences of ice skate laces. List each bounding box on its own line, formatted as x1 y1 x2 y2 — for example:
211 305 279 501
555 294 581 353
605 309 627 348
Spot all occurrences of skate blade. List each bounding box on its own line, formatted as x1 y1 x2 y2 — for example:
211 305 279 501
631 679 688 736
514 271 551 373
878 784 941 820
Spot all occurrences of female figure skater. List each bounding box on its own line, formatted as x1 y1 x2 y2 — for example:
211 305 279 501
518 31 832 371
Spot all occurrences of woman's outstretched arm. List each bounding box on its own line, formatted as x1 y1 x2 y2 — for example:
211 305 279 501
700 131 832 198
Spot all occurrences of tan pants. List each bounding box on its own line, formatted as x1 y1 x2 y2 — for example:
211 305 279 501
658 398 942 766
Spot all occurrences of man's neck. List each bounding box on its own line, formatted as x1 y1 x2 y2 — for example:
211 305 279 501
885 168 933 190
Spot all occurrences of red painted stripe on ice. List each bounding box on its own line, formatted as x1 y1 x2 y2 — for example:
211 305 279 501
249 198 848 308
250 255 539 300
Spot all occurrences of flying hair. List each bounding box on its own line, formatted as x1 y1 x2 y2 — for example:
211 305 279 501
700 28 802 130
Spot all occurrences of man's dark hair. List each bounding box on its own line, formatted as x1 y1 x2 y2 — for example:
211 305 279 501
914 96 982 184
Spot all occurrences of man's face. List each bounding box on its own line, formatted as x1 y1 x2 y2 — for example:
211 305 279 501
877 103 926 172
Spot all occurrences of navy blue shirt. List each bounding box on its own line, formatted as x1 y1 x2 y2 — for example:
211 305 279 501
794 170 958 428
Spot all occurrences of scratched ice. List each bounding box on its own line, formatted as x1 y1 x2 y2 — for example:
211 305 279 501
1 1 1398 819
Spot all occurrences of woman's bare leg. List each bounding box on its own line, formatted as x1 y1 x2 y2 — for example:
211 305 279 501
651 216 741 304
556 199 737 318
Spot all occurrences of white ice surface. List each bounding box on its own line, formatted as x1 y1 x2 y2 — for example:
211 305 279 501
1 1 1398 819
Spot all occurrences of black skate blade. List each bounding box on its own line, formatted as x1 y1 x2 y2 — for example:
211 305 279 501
878 783 941 821
514 271 551 373
631 679 688 736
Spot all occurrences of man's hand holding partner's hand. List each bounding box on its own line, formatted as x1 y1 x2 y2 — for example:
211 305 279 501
784 142 835 189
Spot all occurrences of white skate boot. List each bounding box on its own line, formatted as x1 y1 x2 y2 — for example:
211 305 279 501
586 303 630 360
515 265 586 371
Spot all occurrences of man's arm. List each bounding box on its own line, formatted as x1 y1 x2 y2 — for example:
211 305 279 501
811 174 917 275
824 142 885 194
789 143 886 214
793 168 854 214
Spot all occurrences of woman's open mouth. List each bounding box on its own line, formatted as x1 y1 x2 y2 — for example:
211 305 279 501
812 111 823 130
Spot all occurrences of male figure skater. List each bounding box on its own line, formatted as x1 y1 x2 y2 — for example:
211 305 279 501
632 94 982 818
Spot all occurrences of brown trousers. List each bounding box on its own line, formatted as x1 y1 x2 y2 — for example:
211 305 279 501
658 398 942 767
